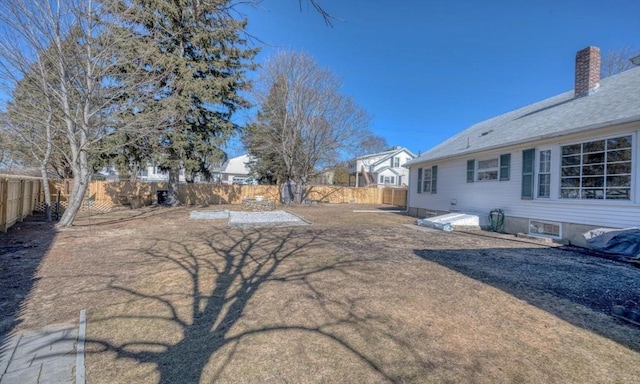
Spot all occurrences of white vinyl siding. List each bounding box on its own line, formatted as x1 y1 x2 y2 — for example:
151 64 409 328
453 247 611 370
408 125 640 229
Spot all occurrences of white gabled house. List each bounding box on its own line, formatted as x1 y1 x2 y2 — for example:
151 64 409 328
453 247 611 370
404 47 640 247
348 147 415 187
211 154 253 184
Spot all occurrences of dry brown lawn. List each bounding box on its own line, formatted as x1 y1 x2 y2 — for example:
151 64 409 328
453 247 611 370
4 204 640 383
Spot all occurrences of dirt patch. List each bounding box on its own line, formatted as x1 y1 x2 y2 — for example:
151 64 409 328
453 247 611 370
1 203 639 383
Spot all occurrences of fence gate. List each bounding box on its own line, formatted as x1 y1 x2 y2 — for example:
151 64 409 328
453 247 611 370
381 188 407 207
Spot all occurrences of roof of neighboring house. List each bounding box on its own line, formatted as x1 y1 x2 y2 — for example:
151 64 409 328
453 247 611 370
406 66 640 166
356 147 416 163
375 166 401 176
218 154 251 174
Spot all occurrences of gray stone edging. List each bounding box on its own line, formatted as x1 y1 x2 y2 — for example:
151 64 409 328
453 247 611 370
76 310 86 384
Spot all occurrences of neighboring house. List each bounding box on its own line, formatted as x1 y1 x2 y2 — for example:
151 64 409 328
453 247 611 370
98 164 190 182
96 156 252 184
211 154 252 184
348 147 416 187
138 165 187 182
404 46 640 247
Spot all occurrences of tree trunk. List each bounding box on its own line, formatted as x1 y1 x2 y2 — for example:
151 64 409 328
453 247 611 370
57 145 91 227
166 167 181 206
39 114 54 222
39 166 52 222
58 170 89 227
185 169 195 183
293 180 304 204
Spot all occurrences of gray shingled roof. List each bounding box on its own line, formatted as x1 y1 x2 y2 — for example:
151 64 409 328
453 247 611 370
355 147 416 163
406 66 640 166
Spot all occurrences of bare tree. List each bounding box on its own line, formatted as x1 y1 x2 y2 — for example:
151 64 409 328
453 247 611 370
355 133 389 157
244 50 370 203
601 45 640 78
298 0 342 26
0 0 165 226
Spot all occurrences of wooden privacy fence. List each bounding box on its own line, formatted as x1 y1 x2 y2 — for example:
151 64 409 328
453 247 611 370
0 175 47 232
381 188 408 207
79 181 408 211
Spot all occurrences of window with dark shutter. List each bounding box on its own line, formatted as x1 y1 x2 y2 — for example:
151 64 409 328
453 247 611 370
499 154 511 181
431 165 438 194
522 149 535 199
417 168 423 193
466 160 475 183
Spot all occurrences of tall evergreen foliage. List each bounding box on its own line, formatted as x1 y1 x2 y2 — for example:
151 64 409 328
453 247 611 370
107 0 258 203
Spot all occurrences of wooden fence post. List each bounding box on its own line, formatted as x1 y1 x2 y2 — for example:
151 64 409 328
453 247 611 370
18 180 25 222
1 179 8 232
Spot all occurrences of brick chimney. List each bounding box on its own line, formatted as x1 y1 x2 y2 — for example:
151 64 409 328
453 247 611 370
575 46 600 97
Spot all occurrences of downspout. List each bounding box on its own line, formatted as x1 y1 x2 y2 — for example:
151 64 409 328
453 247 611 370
404 165 411 215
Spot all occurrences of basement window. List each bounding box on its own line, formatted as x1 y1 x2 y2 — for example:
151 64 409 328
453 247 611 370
529 220 561 238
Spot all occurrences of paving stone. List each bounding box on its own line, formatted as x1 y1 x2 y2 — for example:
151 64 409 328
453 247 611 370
11 340 43 360
0 334 20 375
0 324 77 384
35 353 75 368
39 359 75 384
23 327 74 348
49 339 76 355
0 365 40 384
5 355 33 373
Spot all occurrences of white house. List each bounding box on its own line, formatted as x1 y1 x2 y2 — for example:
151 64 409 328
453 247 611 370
348 147 415 187
97 155 253 184
138 165 187 182
404 47 640 247
211 154 253 184
97 164 186 182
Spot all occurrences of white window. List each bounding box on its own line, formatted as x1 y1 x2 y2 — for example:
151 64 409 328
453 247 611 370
422 168 432 192
393 157 400 167
380 176 395 184
538 150 551 198
560 135 632 200
417 166 438 194
477 157 499 181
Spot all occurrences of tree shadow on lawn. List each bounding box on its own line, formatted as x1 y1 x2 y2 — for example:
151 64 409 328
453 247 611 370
84 227 429 383
0 219 57 357
71 205 182 227
414 246 640 352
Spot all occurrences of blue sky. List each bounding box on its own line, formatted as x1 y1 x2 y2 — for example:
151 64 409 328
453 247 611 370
231 0 640 157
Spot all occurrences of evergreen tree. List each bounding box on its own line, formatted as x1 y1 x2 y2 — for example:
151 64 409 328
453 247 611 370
243 74 292 185
108 0 258 203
